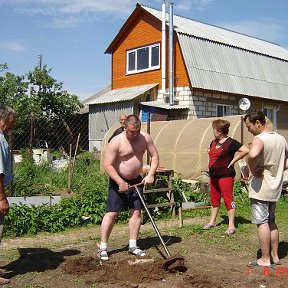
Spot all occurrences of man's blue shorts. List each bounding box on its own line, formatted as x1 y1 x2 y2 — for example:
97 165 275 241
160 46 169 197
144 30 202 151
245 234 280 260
106 176 144 212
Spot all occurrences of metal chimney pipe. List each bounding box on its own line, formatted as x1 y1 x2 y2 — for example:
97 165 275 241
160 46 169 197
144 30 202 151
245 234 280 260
161 1 166 95
169 2 174 106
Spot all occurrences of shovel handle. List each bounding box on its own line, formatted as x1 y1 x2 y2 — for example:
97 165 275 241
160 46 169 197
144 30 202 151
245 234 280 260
130 183 171 258
130 183 144 188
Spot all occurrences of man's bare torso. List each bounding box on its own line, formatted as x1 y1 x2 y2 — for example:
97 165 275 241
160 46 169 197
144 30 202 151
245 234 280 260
115 132 147 180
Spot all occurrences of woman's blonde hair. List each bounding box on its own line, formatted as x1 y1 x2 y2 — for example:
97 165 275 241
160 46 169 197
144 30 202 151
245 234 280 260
212 119 230 135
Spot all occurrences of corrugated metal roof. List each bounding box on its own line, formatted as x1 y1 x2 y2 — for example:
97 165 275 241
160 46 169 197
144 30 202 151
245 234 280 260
178 35 288 101
80 85 111 113
85 83 158 105
82 85 111 105
140 4 288 102
140 101 189 110
142 5 288 61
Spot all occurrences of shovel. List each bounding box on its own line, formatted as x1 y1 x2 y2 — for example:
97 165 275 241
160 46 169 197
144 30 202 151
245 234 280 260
130 183 186 272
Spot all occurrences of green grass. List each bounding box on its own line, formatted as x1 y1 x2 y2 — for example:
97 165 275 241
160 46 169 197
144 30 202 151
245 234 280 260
139 193 288 248
167 194 288 254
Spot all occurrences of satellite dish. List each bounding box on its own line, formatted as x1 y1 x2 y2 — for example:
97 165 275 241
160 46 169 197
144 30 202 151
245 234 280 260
239 98 251 111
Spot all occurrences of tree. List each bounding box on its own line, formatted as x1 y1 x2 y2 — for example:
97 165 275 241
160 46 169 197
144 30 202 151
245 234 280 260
27 65 83 152
0 63 83 151
27 65 82 121
0 65 30 146
0 63 8 73
0 71 29 112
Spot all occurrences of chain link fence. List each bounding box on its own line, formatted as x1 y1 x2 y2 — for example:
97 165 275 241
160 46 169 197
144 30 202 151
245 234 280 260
10 112 288 180
11 113 89 155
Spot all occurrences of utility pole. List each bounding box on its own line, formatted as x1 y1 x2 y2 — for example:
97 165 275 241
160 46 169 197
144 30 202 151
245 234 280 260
169 2 174 106
38 54 42 70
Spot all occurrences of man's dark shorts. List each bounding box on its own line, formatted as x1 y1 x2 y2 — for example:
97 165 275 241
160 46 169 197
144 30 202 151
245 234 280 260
106 176 144 212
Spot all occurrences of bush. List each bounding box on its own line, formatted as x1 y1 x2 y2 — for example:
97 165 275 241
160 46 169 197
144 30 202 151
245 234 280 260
13 149 68 196
5 151 109 237
11 152 250 237
173 174 210 205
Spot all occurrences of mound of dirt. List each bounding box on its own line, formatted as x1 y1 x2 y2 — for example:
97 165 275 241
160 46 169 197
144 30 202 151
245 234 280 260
61 254 187 286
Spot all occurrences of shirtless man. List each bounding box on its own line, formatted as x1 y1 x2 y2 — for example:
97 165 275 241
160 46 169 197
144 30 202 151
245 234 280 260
97 115 159 261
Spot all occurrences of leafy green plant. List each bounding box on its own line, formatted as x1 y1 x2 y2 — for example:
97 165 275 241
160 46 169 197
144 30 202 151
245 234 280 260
5 178 109 237
233 179 249 204
52 150 62 159
5 152 109 236
173 174 210 205
13 158 67 196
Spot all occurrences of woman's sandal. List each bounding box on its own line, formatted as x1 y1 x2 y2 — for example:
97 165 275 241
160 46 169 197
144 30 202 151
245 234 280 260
203 223 216 230
226 227 236 235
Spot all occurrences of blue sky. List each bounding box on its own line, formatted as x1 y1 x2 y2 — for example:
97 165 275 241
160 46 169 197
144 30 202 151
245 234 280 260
1 0 287 100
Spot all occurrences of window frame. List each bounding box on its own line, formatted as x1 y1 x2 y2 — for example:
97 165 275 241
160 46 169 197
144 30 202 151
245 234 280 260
216 104 231 117
126 43 160 74
263 106 277 129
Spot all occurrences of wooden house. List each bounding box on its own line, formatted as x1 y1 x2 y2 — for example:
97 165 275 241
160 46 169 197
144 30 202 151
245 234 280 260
85 3 288 150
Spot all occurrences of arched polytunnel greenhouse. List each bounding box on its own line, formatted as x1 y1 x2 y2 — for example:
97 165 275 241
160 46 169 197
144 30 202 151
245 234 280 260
101 115 275 179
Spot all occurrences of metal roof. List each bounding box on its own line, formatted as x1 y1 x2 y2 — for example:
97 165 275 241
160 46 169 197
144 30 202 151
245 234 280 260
178 35 288 101
142 5 288 61
82 85 111 105
140 101 189 110
85 83 158 105
80 85 111 113
141 4 288 102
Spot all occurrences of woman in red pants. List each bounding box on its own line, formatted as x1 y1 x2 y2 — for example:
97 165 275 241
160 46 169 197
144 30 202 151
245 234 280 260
204 119 249 235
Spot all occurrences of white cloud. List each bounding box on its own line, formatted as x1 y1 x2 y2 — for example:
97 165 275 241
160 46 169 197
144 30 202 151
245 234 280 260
53 15 83 28
2 0 215 28
0 40 25 52
9 0 136 16
174 0 213 13
218 19 286 44
8 0 136 28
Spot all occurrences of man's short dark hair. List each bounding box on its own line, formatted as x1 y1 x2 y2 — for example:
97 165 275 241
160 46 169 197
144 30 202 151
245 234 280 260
125 115 141 126
243 110 266 125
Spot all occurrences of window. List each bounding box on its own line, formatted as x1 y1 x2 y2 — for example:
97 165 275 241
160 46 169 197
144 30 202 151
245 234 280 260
126 43 160 74
264 107 276 129
216 104 231 117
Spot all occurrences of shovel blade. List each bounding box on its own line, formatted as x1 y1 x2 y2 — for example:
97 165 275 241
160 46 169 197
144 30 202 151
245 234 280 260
161 254 187 272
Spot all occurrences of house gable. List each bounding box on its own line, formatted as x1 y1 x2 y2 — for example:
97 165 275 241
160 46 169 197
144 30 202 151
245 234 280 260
106 5 190 90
